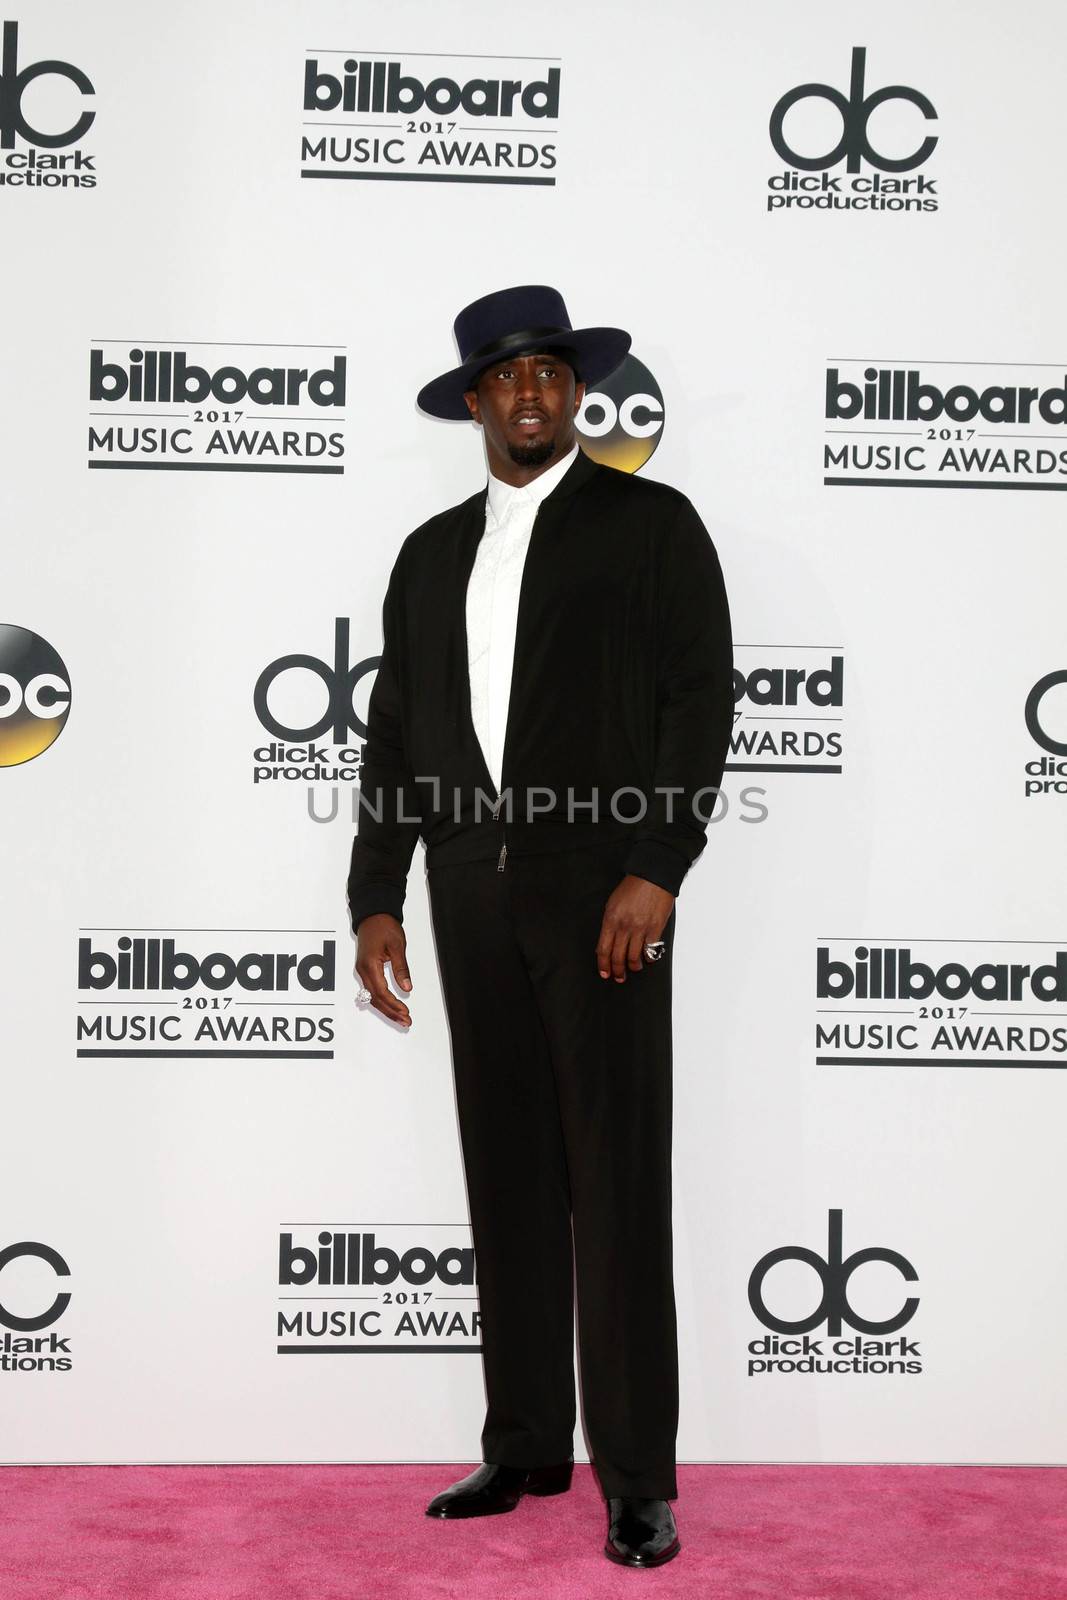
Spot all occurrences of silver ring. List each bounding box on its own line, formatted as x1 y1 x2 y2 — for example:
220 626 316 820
643 941 666 963
355 985 372 1006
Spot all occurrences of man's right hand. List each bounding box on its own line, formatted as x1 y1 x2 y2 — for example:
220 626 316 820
355 914 413 1028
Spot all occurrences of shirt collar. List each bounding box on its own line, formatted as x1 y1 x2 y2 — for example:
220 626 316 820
486 441 581 528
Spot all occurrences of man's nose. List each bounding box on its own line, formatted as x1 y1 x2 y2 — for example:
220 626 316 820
515 365 541 402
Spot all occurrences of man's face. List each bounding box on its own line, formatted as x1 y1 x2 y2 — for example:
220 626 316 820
464 351 585 472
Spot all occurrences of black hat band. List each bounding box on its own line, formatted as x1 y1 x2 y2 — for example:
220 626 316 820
465 325 575 366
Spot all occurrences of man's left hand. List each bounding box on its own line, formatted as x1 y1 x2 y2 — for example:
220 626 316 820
596 875 675 983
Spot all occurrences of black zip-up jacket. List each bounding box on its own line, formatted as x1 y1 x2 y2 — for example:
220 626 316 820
347 447 733 930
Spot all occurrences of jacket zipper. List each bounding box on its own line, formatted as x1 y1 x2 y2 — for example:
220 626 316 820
493 793 507 870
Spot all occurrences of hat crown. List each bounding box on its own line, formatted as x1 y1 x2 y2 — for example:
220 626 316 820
454 285 573 364
416 283 630 420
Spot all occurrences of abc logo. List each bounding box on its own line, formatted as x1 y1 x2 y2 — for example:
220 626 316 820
0 624 72 767
0 21 95 150
0 1242 71 1331
770 46 937 174
1026 671 1067 757
576 354 664 474
748 1210 919 1336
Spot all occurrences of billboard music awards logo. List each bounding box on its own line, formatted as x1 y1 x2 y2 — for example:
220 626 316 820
87 342 347 472
253 619 378 814
0 1241 73 1372
729 647 843 776
301 50 559 184
746 1211 921 1378
76 930 336 1060
768 46 938 214
0 20 96 188
823 361 1067 488
575 356 664 473
0 624 71 767
277 1226 480 1353
1024 671 1067 797
814 939 1067 1069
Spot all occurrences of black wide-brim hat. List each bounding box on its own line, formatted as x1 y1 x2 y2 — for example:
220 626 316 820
416 284 631 421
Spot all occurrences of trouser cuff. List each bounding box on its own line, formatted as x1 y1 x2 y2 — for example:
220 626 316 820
482 1435 574 1469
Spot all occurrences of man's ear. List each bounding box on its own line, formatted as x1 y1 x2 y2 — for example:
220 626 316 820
573 380 586 415
463 389 480 423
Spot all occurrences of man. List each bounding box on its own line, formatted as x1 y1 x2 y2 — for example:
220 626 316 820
347 285 732 1568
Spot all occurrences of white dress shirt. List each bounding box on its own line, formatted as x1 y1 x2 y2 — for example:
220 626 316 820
466 441 580 794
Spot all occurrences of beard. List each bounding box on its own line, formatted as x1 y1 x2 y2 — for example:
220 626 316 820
506 436 557 469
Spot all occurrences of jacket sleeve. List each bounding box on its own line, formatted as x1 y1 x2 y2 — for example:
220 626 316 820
622 495 734 896
347 539 423 931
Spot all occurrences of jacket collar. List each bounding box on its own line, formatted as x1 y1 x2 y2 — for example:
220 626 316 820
456 441 600 536
478 441 597 517
542 442 599 503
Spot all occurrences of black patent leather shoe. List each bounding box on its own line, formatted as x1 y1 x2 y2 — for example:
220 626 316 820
604 1497 681 1566
426 1460 573 1518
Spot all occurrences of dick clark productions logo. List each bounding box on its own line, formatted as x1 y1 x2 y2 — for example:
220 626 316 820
253 618 376 789
767 46 938 214
0 1241 73 1373
0 20 97 188
746 1210 922 1377
1025 671 1067 798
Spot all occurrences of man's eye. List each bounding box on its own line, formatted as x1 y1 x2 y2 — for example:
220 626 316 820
539 367 556 377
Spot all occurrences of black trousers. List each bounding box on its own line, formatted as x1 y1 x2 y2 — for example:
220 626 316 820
426 839 679 1499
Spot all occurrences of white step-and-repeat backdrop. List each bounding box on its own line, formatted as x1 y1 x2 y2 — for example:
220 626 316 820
3 0 1065 1465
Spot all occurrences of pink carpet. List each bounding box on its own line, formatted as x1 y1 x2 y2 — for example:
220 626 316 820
2 1463 1064 1600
